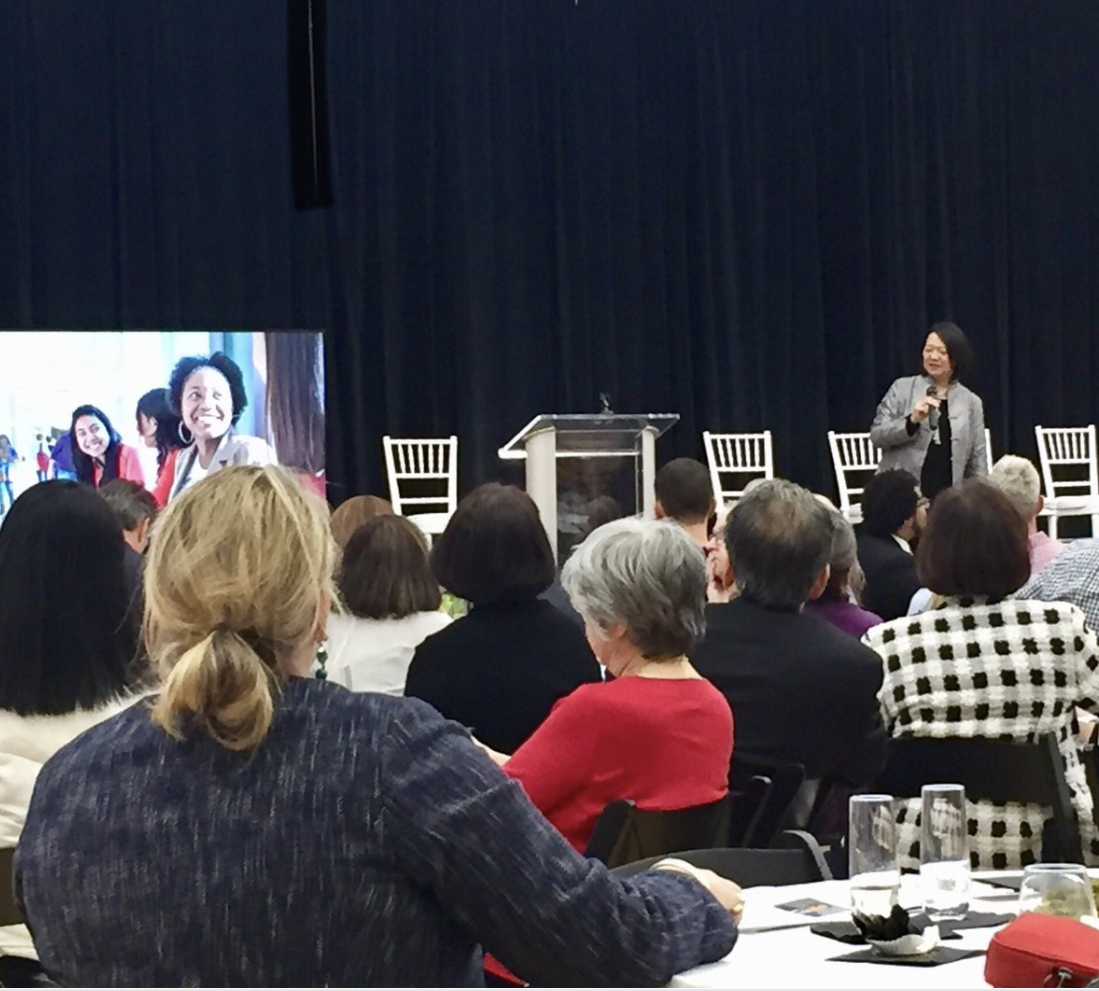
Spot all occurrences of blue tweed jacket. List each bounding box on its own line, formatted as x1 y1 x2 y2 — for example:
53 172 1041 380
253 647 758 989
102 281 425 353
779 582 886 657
15 679 736 986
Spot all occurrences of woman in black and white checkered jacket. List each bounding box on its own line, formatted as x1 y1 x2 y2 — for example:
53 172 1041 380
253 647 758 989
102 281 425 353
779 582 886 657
864 480 1099 871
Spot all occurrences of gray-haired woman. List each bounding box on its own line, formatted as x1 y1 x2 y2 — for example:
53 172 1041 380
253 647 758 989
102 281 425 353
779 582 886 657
493 518 734 853
803 511 883 638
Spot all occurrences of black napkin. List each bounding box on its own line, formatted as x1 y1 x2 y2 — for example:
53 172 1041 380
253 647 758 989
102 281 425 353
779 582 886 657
829 946 986 966
813 911 1012 945
812 920 962 944
911 911 1014 934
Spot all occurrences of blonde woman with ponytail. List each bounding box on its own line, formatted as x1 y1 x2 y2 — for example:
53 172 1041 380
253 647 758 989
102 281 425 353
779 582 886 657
16 466 741 988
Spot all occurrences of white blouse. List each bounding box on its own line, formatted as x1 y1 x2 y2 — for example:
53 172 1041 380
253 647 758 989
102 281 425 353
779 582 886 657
0 695 140 958
324 610 452 696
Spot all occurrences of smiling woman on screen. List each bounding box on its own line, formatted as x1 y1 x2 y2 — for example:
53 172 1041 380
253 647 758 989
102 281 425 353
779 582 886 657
70 405 145 490
166 352 273 499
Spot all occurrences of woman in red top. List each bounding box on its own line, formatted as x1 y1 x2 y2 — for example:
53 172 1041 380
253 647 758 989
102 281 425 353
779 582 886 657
136 388 184 508
70 406 144 491
496 518 733 853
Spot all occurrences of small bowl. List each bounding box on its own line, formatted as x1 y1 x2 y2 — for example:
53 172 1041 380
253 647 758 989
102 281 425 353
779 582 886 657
866 925 941 957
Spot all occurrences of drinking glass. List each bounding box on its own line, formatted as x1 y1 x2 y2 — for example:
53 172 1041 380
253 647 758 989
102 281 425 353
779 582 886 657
849 794 900 918
919 784 970 921
1018 864 1097 920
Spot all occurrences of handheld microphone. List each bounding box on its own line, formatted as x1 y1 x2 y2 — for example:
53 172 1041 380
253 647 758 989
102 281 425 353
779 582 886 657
926 385 940 433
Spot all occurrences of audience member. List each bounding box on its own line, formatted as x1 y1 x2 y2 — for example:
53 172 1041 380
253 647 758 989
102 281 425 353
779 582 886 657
499 519 732 852
988 454 1065 573
0 482 142 959
803 511 882 638
99 479 158 623
330 494 394 550
864 480 1099 870
70 405 144 490
691 479 887 802
135 388 184 508
325 515 451 695
15 467 740 986
857 469 927 621
405 483 601 752
1018 538 1099 633
167 352 273 499
654 458 715 550
704 503 735 603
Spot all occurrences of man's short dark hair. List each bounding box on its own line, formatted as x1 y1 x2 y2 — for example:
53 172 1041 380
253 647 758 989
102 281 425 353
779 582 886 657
99 479 158 532
654 458 714 524
917 480 1030 598
431 483 555 605
338 515 441 619
724 479 835 611
862 470 919 538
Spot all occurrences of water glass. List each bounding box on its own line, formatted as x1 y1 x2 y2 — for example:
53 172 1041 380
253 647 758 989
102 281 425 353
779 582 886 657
1018 864 1097 920
849 794 900 918
919 784 970 921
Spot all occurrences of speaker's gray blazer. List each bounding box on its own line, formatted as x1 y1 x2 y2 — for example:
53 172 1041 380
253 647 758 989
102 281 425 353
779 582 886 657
870 374 988 486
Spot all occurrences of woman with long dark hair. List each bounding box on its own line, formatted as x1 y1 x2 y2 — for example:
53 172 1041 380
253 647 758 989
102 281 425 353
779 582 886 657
0 481 142 958
136 388 183 507
70 405 144 490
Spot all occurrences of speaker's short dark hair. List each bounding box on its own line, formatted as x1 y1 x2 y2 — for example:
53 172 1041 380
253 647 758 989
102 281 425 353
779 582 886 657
99 479 158 532
862 470 920 538
917 480 1030 598
431 483 555 605
654 458 714 524
338 515 441 619
927 321 974 382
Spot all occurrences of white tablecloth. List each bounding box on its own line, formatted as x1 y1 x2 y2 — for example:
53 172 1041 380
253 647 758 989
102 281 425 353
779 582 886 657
672 874 1019 988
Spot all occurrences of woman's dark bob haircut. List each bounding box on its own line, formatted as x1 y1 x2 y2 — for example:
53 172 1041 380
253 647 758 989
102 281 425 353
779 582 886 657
168 352 248 426
926 321 974 382
339 515 441 620
430 483 555 605
916 479 1030 598
0 481 137 715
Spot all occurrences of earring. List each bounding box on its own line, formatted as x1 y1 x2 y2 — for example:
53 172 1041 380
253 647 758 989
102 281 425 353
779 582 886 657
178 422 193 445
314 640 328 681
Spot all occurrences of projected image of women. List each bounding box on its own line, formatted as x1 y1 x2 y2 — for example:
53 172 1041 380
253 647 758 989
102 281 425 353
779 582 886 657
167 352 274 500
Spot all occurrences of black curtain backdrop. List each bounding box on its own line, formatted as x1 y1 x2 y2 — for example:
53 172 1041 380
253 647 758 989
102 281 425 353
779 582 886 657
2 1 1099 502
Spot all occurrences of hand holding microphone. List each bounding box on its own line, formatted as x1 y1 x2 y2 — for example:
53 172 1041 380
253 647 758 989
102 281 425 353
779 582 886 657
910 385 942 426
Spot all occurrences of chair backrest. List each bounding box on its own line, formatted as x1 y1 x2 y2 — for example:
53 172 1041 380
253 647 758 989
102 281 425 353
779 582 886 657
584 796 733 869
1035 426 1099 500
875 734 1082 862
729 754 806 848
382 436 459 516
0 846 21 927
827 431 882 522
702 431 774 502
610 830 833 886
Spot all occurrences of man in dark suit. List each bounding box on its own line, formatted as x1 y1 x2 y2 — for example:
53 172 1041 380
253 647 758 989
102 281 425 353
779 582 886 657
857 469 927 621
692 479 887 798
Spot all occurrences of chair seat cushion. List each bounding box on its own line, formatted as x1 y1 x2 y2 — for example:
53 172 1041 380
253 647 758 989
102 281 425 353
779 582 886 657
1044 496 1099 515
404 511 454 535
